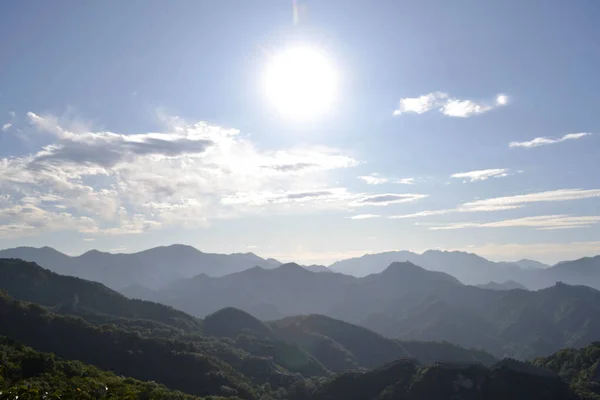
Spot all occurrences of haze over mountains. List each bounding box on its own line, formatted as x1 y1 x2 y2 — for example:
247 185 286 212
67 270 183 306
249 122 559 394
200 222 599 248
2 255 600 398
1 244 599 291
117 260 599 360
0 245 281 289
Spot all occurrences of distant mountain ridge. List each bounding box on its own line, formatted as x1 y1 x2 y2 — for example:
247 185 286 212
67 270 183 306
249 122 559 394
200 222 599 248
2 257 600 399
127 260 600 360
0 244 282 290
329 250 600 289
1 245 599 291
476 280 528 291
0 258 498 375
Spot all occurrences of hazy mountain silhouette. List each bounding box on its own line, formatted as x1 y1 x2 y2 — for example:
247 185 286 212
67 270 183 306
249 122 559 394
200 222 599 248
0 258 202 332
270 314 496 370
510 259 550 269
329 250 531 285
3 245 598 291
541 255 600 288
0 244 281 289
302 264 332 273
0 259 497 373
330 250 600 290
136 260 600 359
476 280 528 290
2 257 600 399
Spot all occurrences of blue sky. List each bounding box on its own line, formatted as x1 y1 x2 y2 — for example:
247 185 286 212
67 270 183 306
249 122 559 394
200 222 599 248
1 0 599 264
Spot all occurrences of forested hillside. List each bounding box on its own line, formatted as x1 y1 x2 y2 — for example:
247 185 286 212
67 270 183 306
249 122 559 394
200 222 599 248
0 336 204 399
1 257 600 399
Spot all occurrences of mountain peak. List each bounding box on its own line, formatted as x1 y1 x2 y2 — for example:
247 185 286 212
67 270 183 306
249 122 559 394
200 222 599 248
276 262 309 273
381 261 425 275
80 249 108 257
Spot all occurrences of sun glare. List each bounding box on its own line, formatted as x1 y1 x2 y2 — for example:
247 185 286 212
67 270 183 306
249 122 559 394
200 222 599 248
264 45 337 119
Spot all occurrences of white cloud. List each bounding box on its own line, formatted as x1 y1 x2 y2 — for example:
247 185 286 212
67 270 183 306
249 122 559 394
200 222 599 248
359 175 416 185
0 111 362 237
440 99 492 117
462 188 600 209
221 188 353 207
351 193 428 206
429 215 600 231
349 214 381 220
390 209 456 219
358 174 388 185
496 94 509 105
393 92 448 115
1 123 11 132
450 168 509 182
394 92 507 117
396 178 415 185
509 132 591 148
389 188 600 219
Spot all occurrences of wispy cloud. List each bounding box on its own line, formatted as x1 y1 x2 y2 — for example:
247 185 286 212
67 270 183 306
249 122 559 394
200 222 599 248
390 209 456 219
396 178 415 185
429 215 600 231
352 193 428 206
462 188 600 210
393 92 448 115
349 214 381 220
509 133 591 148
390 188 600 219
358 174 388 185
450 168 509 182
359 174 416 185
0 111 362 237
221 188 353 206
394 92 507 117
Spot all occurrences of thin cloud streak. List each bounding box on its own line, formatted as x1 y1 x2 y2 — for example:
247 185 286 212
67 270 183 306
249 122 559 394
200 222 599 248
358 174 388 185
509 133 591 148
390 188 600 219
429 215 600 231
450 168 508 182
349 214 381 220
352 193 428 206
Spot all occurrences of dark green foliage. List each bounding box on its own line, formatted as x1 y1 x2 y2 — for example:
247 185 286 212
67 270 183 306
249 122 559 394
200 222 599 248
401 340 497 366
204 307 276 339
0 291 261 399
0 336 212 399
271 314 408 370
533 342 600 399
204 308 330 377
271 314 497 371
308 359 580 400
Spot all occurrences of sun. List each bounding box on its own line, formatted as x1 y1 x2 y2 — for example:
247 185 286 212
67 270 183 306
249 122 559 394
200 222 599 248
264 45 337 119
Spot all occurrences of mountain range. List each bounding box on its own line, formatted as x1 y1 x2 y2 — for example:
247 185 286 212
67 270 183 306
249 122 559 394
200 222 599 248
2 245 600 291
2 257 600 399
0 244 281 289
112 259 600 360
